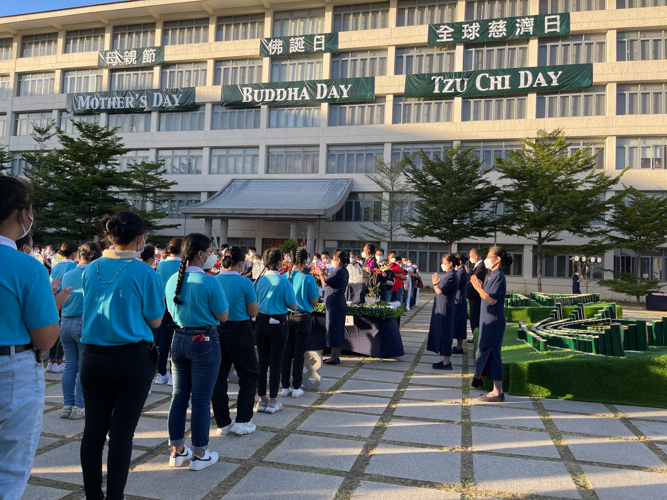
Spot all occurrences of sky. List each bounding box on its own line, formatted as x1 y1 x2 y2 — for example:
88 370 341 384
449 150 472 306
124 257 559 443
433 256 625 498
0 0 126 17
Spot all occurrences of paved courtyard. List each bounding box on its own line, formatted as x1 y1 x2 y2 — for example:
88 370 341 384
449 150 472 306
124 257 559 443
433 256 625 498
27 302 667 500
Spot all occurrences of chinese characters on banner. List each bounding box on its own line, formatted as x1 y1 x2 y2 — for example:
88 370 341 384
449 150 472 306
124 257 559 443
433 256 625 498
260 33 338 57
428 13 570 45
98 46 165 68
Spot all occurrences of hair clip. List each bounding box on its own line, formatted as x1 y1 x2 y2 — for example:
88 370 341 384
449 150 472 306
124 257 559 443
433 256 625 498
225 253 232 257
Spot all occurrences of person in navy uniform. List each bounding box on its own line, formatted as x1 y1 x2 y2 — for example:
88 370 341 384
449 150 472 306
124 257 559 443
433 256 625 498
427 254 458 370
452 253 469 355
572 271 582 294
466 248 487 344
470 246 510 402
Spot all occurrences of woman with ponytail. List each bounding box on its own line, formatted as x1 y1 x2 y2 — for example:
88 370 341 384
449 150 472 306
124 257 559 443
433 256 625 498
426 253 459 370
211 246 259 436
254 248 297 414
281 247 319 398
165 233 228 470
470 246 509 403
312 250 350 365
452 253 469 355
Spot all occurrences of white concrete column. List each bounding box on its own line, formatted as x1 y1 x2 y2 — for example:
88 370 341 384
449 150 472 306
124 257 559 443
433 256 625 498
54 69 63 94
219 218 229 244
208 15 217 44
307 223 316 257
456 0 467 21
454 44 465 72
606 82 616 117
387 46 396 76
528 38 539 66
603 249 615 280
523 244 533 279
264 8 273 38
204 103 212 131
290 221 299 241
207 59 216 86
606 135 617 171
104 25 113 50
324 2 334 31
385 94 394 125
319 143 327 175
57 30 66 56
607 30 617 63
204 217 213 237
388 0 398 27
453 97 463 122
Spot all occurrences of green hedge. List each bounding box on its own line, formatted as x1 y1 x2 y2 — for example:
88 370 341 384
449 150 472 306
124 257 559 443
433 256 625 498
504 302 623 325
312 302 406 320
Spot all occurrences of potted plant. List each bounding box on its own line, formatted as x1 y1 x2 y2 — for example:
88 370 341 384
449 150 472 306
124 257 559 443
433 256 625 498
365 274 381 304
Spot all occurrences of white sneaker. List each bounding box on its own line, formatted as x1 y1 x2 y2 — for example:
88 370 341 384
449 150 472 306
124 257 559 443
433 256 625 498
292 388 304 398
52 363 65 373
60 405 72 419
167 373 173 386
257 400 268 413
280 387 293 397
231 420 256 436
265 401 282 414
189 450 218 471
46 362 53 373
69 407 85 420
169 446 192 467
155 373 170 385
216 420 235 436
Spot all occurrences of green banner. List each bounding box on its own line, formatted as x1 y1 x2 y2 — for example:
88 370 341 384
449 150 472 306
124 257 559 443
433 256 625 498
221 77 374 107
260 33 338 57
98 46 165 68
404 64 593 99
66 88 196 114
428 13 569 46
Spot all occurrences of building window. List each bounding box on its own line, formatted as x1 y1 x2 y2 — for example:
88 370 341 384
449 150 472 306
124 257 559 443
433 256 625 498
466 0 529 19
463 41 528 71
112 24 156 50
118 150 150 171
539 0 605 12
17 73 55 97
216 14 264 41
158 149 203 175
331 50 387 78
0 38 12 61
617 0 667 8
537 86 606 118
65 28 105 53
110 68 154 91
463 96 526 121
271 56 323 82
14 112 53 136
463 141 521 170
273 8 325 37
0 75 11 98
21 33 58 58
210 148 259 174
159 106 205 132
538 34 606 65
211 105 261 130
214 59 263 85
0 114 6 137
391 142 452 166
166 192 201 218
10 153 31 176
617 30 667 62
327 145 383 174
269 106 321 128
616 137 667 170
393 96 453 124
62 69 103 93
395 46 455 75
329 98 386 126
163 18 209 45
618 83 667 115
107 113 151 133
332 193 382 222
162 62 207 88
396 0 457 26
59 113 100 135
567 139 605 170
267 146 320 174
333 3 390 32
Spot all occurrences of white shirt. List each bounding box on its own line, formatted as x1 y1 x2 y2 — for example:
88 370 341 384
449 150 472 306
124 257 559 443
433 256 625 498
218 270 240 276
185 266 204 273
0 235 17 250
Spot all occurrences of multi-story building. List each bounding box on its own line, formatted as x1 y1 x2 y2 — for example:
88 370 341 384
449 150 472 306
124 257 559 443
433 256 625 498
1 0 666 295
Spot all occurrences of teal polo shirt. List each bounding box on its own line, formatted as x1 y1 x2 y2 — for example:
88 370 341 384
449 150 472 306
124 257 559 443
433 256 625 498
215 271 257 322
82 257 165 346
156 257 182 293
166 267 229 327
0 240 60 347
254 271 297 316
50 260 76 291
288 271 319 313
61 264 88 318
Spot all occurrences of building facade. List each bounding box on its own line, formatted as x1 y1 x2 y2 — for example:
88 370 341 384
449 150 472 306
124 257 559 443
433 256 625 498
1 0 666 296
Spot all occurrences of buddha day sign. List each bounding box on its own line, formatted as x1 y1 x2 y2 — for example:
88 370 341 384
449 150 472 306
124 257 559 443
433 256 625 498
66 88 196 114
221 77 375 107
404 64 593 99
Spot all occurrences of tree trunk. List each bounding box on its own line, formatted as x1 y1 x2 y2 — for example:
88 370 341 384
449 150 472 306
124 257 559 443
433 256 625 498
536 241 543 293
636 248 642 304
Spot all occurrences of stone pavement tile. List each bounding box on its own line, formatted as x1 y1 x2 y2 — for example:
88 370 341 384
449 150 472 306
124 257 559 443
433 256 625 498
264 434 364 471
316 379 338 392
393 400 462 422
319 393 391 415
44 371 63 381
21 484 70 500
44 383 64 405
382 418 461 447
419 354 461 364
365 444 461 484
413 363 463 375
38 436 60 450
402 387 462 403
144 401 189 420
403 346 420 354
298 409 380 438
352 368 405 384
564 435 665 468
474 454 580 499
541 399 612 415
338 379 399 398
361 360 413 372
409 374 462 388
616 404 667 422
582 464 667 500
473 426 560 458
471 405 545 430
32 441 142 485
470 393 538 410
41 410 85 438
143 391 171 408
631 419 667 441
317 364 353 378
233 406 303 430
352 480 459 500
124 453 237 499
402 341 423 348
549 414 636 438
223 466 344 500
210 429 276 459
396 353 416 362
282 390 321 408
150 380 173 394
132 417 169 447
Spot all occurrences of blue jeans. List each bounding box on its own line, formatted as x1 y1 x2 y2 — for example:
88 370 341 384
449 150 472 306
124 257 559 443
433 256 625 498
391 288 403 303
385 290 392 302
0 349 44 500
168 329 221 452
60 317 84 408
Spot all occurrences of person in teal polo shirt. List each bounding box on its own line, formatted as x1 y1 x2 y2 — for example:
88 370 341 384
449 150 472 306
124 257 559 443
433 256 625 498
282 247 319 399
80 211 164 500
0 176 71 500
165 233 228 471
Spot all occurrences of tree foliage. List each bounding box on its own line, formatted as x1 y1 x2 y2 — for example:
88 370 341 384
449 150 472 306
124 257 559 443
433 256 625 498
125 160 179 234
0 146 11 174
599 272 663 303
279 238 299 256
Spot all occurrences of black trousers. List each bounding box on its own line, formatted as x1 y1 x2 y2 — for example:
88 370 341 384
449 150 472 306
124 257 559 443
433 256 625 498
49 338 64 359
282 312 313 390
211 320 259 426
153 310 174 376
469 299 482 335
255 314 288 399
80 342 155 500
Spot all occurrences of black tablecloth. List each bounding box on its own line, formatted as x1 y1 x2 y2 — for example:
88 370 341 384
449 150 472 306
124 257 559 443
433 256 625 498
647 294 667 311
345 283 367 304
308 312 404 358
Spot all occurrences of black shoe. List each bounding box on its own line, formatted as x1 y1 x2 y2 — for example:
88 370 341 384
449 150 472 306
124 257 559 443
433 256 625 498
324 358 341 365
432 361 452 370
452 347 464 354
471 377 483 389
477 392 505 403
467 339 474 343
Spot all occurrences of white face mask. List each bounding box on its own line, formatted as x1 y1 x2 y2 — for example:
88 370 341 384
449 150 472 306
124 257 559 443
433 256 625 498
407 262 412 267
137 235 146 253
46 250 53 256
23 245 34 257
441 264 448 272
484 257 496 269
249 252 255 257
322 257 328 262
200 250 216 270
376 255 382 262
390 258 396 263
285 255 291 262
361 251 367 258
19 212 33 240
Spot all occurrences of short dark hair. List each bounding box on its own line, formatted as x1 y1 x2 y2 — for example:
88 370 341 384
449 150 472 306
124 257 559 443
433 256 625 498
59 241 79 257
16 232 33 250
249 246 257 252
321 251 330 257
0 176 32 225
80 242 103 262
140 244 155 262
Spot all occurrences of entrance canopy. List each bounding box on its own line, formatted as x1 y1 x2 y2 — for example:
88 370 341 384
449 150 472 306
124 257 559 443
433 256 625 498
180 179 352 219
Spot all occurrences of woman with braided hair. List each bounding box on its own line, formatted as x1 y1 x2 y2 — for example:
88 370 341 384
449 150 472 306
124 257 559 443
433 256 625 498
254 248 297 414
281 247 320 398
